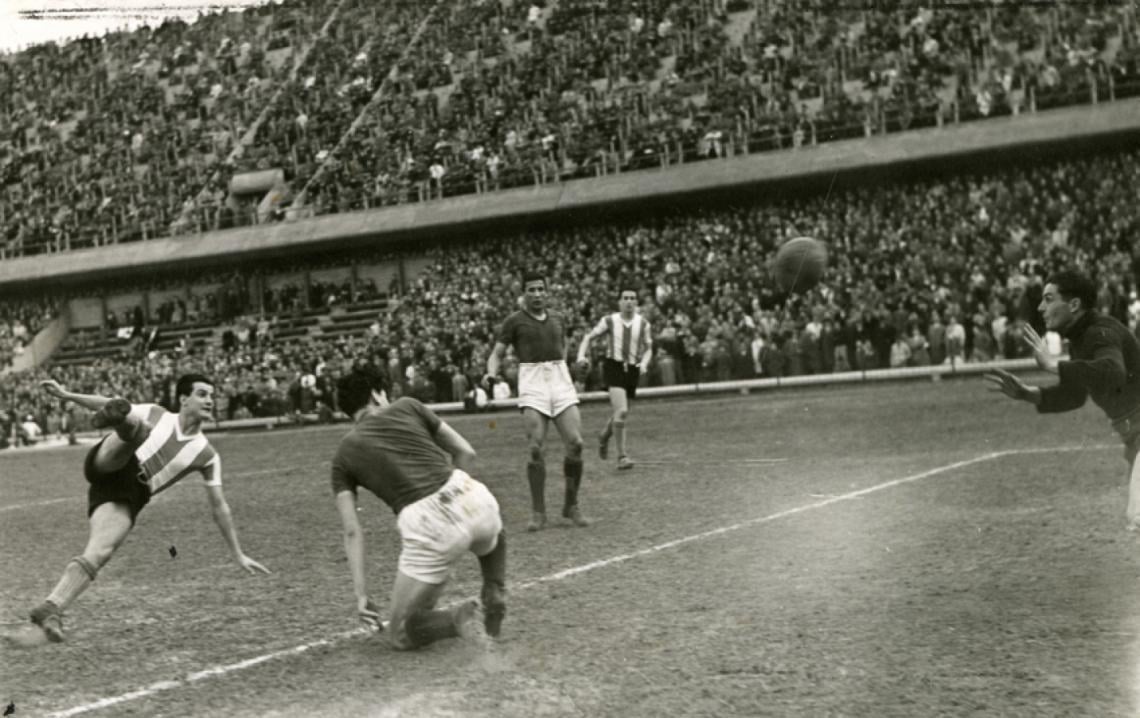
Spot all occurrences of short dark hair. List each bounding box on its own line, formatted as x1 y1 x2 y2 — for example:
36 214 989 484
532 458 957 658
336 369 390 417
1047 270 1097 313
521 271 546 288
617 283 639 299
176 374 213 402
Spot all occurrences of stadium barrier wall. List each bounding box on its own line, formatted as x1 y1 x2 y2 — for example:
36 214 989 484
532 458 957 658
203 356 1039 432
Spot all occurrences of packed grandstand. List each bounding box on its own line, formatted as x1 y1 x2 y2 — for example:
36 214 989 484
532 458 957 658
2 0 1139 446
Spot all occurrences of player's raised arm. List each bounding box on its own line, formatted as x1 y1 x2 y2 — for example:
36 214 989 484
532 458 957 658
202 458 269 575
39 380 116 412
983 369 1043 405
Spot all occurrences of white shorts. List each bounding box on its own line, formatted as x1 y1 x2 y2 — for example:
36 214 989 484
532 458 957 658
396 469 502 585
517 361 579 418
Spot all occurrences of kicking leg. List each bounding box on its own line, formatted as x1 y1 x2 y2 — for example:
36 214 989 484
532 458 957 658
90 401 151 474
553 406 589 526
522 409 550 531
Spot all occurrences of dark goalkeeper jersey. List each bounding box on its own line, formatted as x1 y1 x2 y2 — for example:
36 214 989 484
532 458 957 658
330 398 453 515
1038 311 1140 422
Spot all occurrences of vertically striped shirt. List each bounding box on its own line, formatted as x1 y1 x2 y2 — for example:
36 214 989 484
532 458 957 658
129 404 222 494
590 313 652 365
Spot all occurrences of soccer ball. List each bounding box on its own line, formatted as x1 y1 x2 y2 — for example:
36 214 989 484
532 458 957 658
773 237 828 294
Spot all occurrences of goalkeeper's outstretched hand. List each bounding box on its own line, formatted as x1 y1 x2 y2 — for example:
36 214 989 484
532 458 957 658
983 369 1039 404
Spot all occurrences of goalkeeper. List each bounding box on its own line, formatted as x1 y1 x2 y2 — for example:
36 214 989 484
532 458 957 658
985 270 1140 530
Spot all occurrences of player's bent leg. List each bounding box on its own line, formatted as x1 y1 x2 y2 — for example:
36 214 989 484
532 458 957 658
90 403 152 474
474 532 507 637
80 502 134 570
386 572 445 649
387 573 474 650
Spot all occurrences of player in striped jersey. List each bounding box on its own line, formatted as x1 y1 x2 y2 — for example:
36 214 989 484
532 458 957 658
3 374 269 647
576 286 653 470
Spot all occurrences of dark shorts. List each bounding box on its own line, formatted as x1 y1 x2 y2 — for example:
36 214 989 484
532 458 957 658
84 438 151 525
602 359 640 400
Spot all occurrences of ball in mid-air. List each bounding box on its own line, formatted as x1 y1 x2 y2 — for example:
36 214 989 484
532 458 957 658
773 237 827 294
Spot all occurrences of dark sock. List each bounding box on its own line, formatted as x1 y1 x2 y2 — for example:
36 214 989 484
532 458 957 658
478 533 506 589
527 462 546 513
479 534 507 637
404 609 459 648
564 456 583 510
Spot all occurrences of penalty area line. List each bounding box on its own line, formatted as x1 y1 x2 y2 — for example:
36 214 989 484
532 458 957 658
45 443 1113 717
0 465 327 513
636 457 788 466
0 497 74 513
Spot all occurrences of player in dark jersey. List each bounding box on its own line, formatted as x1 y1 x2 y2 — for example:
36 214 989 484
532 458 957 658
486 271 589 532
985 270 1140 529
331 370 507 649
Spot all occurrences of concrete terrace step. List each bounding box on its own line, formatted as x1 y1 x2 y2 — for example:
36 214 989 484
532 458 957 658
53 345 124 359
322 317 376 332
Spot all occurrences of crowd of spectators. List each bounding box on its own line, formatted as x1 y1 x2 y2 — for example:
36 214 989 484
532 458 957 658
0 296 58 369
4 143 1140 448
3 0 1137 258
369 145 1140 396
0 0 328 255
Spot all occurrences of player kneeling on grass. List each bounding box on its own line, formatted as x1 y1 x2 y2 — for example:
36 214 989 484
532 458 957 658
3 375 270 648
331 370 507 650
984 270 1140 530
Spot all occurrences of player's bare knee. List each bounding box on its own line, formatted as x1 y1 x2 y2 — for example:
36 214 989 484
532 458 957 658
616 409 629 423
566 437 584 459
83 546 114 569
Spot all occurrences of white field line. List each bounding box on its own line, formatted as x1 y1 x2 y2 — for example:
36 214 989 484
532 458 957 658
0 465 323 513
635 458 788 465
0 497 74 513
45 443 1115 718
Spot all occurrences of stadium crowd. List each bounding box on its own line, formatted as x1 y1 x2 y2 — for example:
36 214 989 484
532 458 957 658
2 0 1137 257
0 297 58 368
4 143 1140 448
